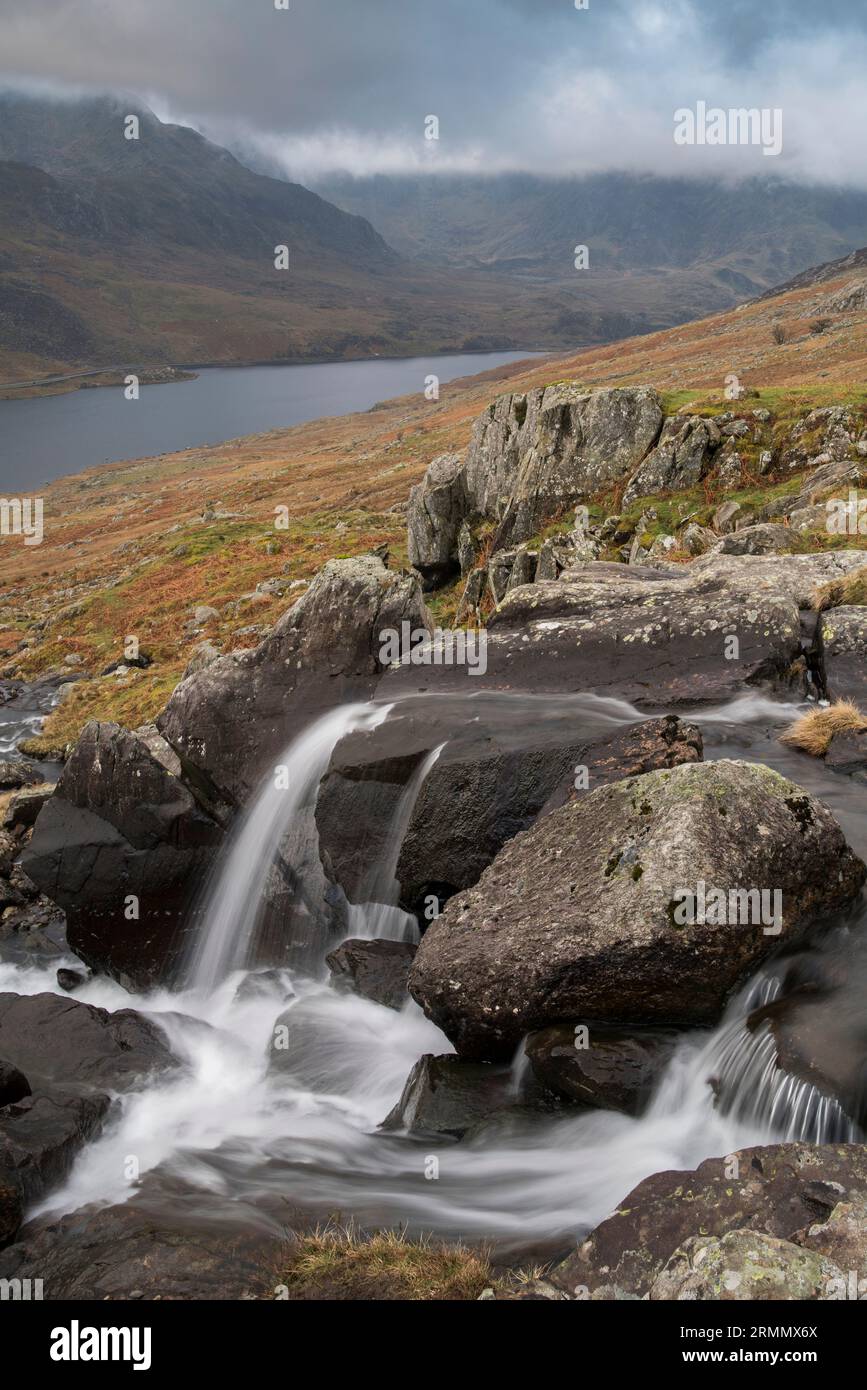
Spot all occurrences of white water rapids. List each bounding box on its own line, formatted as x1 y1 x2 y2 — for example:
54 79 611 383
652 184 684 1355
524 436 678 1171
1 689 862 1247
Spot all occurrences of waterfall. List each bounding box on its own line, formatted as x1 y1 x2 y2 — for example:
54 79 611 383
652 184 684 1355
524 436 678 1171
690 975 859 1143
346 744 445 943
186 702 392 992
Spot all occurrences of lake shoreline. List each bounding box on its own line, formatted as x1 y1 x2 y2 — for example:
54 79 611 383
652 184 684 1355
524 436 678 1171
0 345 552 403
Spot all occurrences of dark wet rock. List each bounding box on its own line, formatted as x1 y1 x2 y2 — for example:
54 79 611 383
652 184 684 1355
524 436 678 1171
407 453 466 588
0 1200 283 1299
56 967 88 993
821 606 867 705
824 727 867 780
380 1053 514 1138
0 1086 110 1230
623 415 720 505
525 1026 677 1114
540 715 703 815
158 556 432 805
649 1230 842 1301
0 762 39 791
409 760 865 1059
710 523 794 556
0 1060 31 1107
540 1143 867 1299
318 715 702 922
232 969 295 1006
326 938 417 1010
3 784 53 829
22 722 223 989
0 993 176 1091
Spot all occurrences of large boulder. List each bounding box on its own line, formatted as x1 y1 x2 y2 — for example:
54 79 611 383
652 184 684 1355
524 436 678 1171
622 415 720 505
22 723 223 990
409 760 865 1059
406 453 466 588
158 556 432 805
0 993 176 1091
535 1143 867 1299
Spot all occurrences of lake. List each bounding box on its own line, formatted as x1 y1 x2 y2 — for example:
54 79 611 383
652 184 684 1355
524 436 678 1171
0 351 544 491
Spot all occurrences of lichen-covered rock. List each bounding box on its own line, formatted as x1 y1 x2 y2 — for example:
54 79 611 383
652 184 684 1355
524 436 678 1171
649 1230 842 1301
540 1143 867 1299
409 760 865 1058
407 453 466 588
710 523 794 556
490 385 663 549
623 415 719 505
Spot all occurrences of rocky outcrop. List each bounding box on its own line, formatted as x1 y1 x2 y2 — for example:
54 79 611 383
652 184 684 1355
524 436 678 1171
531 1143 867 1299
407 386 663 578
623 415 720 505
409 760 865 1059
158 556 432 805
22 722 223 989
381 551 867 708
325 938 416 1010
407 453 465 588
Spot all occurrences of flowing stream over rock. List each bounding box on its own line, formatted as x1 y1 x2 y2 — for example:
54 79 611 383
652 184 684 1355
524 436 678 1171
2 689 865 1250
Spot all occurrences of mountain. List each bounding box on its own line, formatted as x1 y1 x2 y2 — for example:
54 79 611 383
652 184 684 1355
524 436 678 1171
312 171 867 294
7 93 867 384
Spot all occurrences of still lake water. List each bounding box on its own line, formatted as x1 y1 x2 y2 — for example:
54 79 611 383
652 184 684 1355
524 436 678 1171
0 351 543 491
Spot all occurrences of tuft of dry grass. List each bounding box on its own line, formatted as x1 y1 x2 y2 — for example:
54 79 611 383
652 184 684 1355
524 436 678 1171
813 564 867 611
780 700 867 757
269 1225 500 1302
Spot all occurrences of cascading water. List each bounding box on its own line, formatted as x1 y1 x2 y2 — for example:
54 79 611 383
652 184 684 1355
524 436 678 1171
186 701 392 991
346 743 445 944
3 688 863 1248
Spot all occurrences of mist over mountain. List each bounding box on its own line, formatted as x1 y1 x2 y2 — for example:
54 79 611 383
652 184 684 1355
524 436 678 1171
310 170 867 293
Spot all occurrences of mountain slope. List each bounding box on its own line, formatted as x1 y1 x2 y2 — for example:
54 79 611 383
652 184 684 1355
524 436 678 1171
312 171 867 292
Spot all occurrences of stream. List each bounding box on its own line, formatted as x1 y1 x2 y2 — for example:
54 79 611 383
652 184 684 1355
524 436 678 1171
1 688 864 1251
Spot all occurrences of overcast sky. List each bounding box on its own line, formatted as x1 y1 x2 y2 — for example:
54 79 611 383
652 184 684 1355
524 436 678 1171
1 0 865 184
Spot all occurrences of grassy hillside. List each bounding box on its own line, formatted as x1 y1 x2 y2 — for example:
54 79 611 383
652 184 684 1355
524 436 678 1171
4 247 867 755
